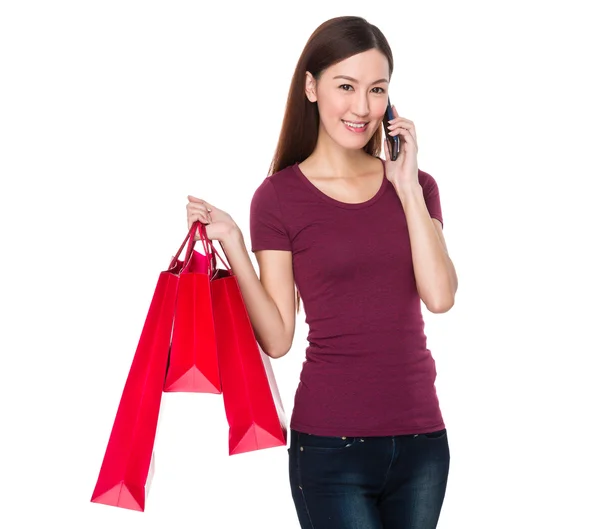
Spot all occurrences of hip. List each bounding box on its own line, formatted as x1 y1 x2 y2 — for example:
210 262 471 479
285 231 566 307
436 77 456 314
288 427 450 494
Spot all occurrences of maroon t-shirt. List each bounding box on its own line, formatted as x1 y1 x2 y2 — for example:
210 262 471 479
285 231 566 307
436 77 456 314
249 158 445 437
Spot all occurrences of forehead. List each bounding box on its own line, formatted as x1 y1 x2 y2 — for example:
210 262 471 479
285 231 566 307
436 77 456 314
323 49 390 82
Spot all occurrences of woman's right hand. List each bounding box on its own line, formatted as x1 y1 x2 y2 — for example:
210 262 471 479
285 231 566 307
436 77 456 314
186 195 239 242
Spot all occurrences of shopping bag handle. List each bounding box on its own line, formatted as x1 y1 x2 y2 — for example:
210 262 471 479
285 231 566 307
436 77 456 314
167 221 231 276
195 223 232 275
182 221 214 273
167 221 202 272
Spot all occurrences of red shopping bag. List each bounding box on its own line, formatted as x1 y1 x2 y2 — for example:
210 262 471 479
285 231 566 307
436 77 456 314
206 232 287 455
90 223 197 511
164 223 221 393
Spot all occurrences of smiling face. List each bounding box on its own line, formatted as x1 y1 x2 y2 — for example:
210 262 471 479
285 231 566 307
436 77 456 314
305 48 390 153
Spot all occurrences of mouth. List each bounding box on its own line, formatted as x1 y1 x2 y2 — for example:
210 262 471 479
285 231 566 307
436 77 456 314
342 120 369 133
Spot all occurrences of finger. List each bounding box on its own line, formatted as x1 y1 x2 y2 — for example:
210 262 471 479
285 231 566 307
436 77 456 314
399 125 417 145
201 200 214 212
386 125 409 138
390 116 414 126
191 220 211 240
189 197 214 214
189 212 211 225
389 119 415 135
386 125 400 136
390 107 415 130
400 128 417 150
193 211 212 223
395 127 415 146
187 203 209 212
187 204 213 219
387 121 414 134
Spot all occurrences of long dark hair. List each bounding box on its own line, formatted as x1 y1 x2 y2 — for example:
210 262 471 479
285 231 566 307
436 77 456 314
268 16 394 176
267 16 394 314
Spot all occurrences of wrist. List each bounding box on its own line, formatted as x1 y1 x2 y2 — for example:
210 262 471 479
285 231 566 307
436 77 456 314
220 224 244 246
392 180 423 201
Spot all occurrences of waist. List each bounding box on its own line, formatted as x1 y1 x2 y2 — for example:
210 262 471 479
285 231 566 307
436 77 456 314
290 346 443 437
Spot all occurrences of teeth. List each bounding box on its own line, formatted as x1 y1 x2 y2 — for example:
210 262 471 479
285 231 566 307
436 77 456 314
343 121 367 128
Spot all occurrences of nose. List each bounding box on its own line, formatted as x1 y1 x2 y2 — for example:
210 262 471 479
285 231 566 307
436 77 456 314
351 92 370 118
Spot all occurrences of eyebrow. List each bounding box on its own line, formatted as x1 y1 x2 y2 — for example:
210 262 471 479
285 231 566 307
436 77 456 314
333 75 389 84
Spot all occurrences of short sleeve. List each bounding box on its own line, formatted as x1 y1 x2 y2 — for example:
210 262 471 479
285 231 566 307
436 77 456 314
419 170 444 228
249 177 292 252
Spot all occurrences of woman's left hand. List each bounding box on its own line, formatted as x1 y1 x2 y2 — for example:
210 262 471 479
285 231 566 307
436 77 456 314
383 105 419 188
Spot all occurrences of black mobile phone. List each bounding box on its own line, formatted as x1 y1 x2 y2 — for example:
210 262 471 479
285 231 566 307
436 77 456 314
382 98 400 161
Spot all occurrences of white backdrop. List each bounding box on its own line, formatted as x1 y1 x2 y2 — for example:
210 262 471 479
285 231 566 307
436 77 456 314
1 1 599 527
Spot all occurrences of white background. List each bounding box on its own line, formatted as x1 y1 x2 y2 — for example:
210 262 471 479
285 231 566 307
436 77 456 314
1 1 599 527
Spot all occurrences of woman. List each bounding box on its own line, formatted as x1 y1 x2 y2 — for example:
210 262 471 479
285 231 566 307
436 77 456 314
186 15 458 529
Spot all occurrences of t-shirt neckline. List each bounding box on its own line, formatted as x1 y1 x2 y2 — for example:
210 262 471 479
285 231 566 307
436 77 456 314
292 157 388 210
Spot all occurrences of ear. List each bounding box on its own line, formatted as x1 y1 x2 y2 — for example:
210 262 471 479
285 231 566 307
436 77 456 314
305 71 317 103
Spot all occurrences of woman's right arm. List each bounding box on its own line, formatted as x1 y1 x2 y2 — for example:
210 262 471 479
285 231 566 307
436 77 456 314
186 195 296 359
220 229 296 359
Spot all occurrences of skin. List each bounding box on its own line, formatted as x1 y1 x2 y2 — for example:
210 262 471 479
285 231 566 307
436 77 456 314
186 48 458 357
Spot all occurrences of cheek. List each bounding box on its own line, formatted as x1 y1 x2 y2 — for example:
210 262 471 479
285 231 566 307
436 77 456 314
318 93 346 121
374 99 388 121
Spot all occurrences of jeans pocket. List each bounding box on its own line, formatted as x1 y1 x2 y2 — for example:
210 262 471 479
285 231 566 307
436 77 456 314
298 432 358 452
421 428 447 440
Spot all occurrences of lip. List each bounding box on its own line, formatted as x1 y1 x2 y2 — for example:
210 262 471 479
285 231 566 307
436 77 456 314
342 120 369 133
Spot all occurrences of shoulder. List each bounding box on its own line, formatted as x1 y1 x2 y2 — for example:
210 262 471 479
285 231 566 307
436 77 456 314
416 168 444 225
267 164 298 189
251 164 300 204
249 166 297 249
417 168 441 196
417 168 437 186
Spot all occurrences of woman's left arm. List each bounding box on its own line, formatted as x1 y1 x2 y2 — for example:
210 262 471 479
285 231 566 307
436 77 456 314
384 108 458 313
394 182 458 313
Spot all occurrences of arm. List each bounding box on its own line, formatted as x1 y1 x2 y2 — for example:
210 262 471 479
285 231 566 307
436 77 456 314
392 182 458 313
220 228 296 358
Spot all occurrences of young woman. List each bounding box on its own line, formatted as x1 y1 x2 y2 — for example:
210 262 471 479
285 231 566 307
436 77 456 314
186 15 458 529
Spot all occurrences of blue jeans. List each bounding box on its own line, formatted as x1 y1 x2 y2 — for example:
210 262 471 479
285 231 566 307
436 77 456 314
288 428 450 529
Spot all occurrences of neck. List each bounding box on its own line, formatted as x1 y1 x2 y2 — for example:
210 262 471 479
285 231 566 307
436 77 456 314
306 125 375 178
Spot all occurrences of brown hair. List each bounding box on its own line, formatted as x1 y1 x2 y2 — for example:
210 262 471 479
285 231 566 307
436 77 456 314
268 16 393 176
267 16 394 314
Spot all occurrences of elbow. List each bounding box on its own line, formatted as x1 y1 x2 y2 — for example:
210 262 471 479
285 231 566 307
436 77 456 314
261 338 292 359
421 274 457 314
426 293 455 314
266 350 287 359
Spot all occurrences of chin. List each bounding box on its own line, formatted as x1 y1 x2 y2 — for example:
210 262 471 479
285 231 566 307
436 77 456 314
324 123 373 152
341 138 372 152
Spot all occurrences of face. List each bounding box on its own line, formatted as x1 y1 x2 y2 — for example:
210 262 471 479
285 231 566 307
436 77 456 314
305 48 390 152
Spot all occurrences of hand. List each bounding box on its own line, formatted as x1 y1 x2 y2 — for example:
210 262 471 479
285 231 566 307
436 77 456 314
186 195 239 242
383 105 419 189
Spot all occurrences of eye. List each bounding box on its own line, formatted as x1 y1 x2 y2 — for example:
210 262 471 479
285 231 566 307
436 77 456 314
339 84 353 91
372 87 386 94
